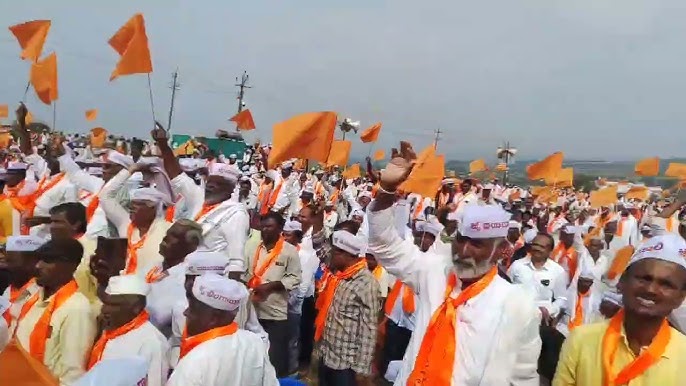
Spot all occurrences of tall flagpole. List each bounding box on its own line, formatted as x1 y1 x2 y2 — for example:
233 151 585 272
147 74 156 126
52 101 56 130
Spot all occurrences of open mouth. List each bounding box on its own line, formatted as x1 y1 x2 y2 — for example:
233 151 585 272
636 296 656 307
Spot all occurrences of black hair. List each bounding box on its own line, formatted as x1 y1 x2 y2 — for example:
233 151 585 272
261 212 286 229
36 238 84 264
536 232 555 251
50 202 87 234
334 220 359 234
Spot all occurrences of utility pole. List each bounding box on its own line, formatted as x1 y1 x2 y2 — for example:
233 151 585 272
433 128 442 150
167 68 180 133
235 71 251 114
496 141 517 185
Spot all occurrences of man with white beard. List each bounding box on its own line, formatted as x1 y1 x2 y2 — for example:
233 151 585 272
367 142 541 386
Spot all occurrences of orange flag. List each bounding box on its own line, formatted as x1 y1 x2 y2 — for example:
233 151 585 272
230 109 256 130
85 109 98 121
90 127 108 148
545 167 574 187
526 152 563 180
665 163 686 178
26 111 33 124
8 20 51 62
342 163 361 179
400 146 445 198
0 341 59 385
469 159 487 174
373 149 385 161
634 157 659 176
109 14 153 81
0 132 11 149
531 185 553 197
30 52 58 105
625 186 649 201
326 140 352 167
268 111 337 166
360 122 382 143
174 140 195 156
606 246 636 280
0 105 8 119
590 185 618 209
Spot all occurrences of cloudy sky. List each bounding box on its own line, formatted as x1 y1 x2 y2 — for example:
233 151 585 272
1 1 686 161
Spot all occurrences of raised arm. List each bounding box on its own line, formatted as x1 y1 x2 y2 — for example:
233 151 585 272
99 168 133 236
151 123 183 180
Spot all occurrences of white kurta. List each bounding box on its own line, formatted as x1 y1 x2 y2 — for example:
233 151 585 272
2 280 40 334
507 257 568 318
368 207 541 386
146 263 187 338
15 289 96 385
27 172 79 239
59 153 110 238
167 330 279 386
99 169 171 277
555 285 602 337
171 173 249 273
97 321 170 386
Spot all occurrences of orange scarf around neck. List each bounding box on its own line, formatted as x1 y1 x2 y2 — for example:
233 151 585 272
314 259 367 341
88 311 150 369
125 223 150 274
17 280 79 362
568 289 589 331
385 279 415 315
372 265 383 280
247 237 285 289
602 309 671 386
194 202 220 222
179 322 238 360
551 243 578 282
406 266 498 385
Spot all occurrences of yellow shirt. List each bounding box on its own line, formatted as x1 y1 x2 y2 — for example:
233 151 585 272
553 320 685 386
15 288 97 385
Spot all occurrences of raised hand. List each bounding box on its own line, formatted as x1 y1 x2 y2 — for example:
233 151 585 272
379 141 416 191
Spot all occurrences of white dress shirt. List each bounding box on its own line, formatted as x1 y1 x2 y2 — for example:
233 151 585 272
555 284 602 337
368 206 541 386
97 321 170 386
167 330 279 386
146 262 187 338
171 173 249 273
507 257 568 318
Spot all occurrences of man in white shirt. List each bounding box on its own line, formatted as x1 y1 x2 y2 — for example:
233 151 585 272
88 275 169 386
151 127 249 280
508 233 568 326
0 235 42 332
167 274 279 386
556 264 601 337
368 142 541 386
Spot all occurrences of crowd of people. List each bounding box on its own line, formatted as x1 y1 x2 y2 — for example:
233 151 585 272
0 103 685 386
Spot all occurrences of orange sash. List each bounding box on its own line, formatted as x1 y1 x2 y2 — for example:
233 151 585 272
666 217 675 233
385 279 415 315
602 309 671 386
9 279 36 303
17 280 79 362
568 290 589 331
85 189 103 223
329 189 340 205
194 202 220 222
314 259 367 341
406 267 498 385
413 200 424 219
551 243 579 282
179 322 238 360
616 218 625 237
260 181 283 215
165 206 175 222
606 246 636 281
247 237 285 289
125 223 149 274
315 266 332 295
145 266 166 283
372 265 383 280
87 311 150 369
25 172 66 220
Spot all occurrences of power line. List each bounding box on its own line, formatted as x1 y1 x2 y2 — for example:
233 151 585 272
433 128 442 150
235 71 251 114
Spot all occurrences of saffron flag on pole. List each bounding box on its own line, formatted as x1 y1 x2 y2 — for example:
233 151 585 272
229 109 256 130
373 149 385 161
85 109 98 121
526 152 563 181
8 20 51 62
268 111 337 166
469 159 487 174
0 105 8 119
30 52 58 105
360 122 382 143
326 140 352 167
108 14 153 81
634 157 659 176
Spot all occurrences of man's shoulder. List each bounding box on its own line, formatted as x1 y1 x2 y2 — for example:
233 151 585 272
567 321 609 344
62 291 94 314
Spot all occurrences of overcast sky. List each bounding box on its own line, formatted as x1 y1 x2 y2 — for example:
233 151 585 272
1 1 686 161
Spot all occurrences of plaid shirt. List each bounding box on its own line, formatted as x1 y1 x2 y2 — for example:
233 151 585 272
313 228 380 375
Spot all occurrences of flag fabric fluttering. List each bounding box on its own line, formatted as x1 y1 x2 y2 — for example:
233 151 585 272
469 159 487 174
625 186 649 201
229 109 256 131
0 105 8 119
30 52 58 105
545 167 574 188
360 122 382 143
342 163 361 180
590 185 618 209
108 14 153 81
90 127 108 148
8 20 51 62
634 157 659 177
526 152 564 181
85 109 98 121
326 140 352 167
665 163 686 179
373 149 385 161
268 111 337 166
400 146 445 198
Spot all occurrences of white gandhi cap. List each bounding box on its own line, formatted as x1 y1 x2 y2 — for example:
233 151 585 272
105 275 150 296
627 234 686 272
185 250 228 276
6 235 45 252
458 204 512 239
192 273 248 311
